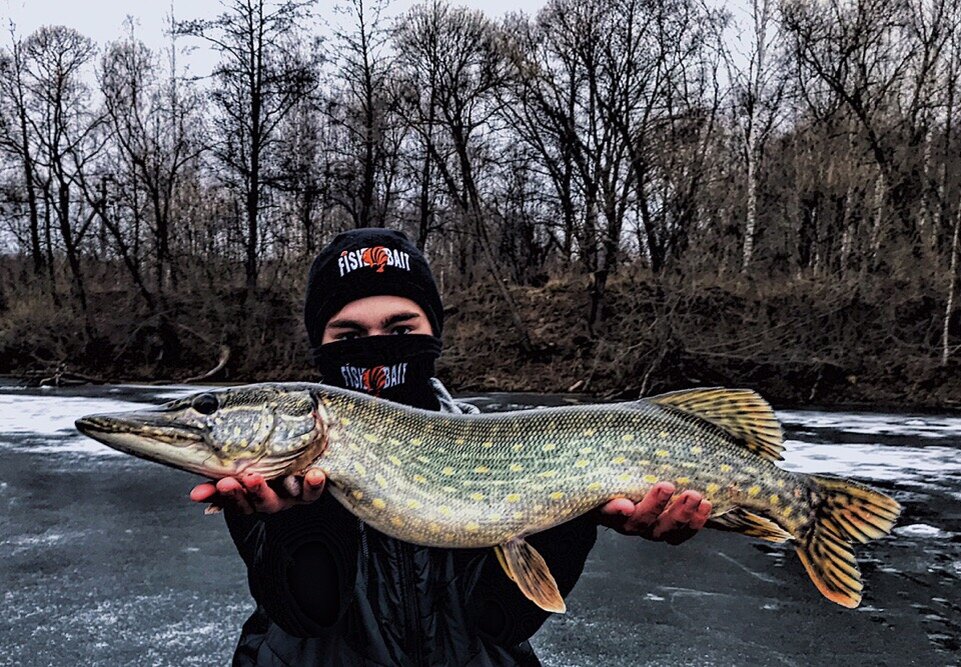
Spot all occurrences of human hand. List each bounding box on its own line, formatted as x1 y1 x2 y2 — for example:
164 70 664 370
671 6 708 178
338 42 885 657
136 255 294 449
189 469 327 515
596 482 711 545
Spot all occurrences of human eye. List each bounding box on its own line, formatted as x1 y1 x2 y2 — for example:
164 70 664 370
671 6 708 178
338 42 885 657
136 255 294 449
389 325 413 335
337 331 362 341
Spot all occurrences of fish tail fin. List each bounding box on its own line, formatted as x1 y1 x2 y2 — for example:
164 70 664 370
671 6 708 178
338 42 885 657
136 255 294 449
796 476 901 608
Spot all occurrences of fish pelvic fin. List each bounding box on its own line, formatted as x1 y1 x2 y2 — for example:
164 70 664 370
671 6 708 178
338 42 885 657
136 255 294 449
796 476 902 608
707 507 793 543
648 388 784 461
494 538 567 614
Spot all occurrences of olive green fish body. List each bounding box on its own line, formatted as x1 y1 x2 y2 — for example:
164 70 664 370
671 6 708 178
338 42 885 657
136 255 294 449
76 382 902 613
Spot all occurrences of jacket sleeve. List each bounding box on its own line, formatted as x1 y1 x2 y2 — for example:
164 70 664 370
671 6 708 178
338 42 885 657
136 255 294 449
468 512 598 647
224 494 360 637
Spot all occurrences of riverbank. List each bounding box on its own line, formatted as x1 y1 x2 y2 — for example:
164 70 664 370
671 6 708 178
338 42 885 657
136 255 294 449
2 270 960 409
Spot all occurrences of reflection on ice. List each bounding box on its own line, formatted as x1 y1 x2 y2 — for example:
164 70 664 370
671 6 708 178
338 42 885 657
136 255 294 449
778 410 961 440
780 439 961 484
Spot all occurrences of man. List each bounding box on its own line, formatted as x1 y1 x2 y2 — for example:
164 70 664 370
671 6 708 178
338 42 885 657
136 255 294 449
191 229 711 666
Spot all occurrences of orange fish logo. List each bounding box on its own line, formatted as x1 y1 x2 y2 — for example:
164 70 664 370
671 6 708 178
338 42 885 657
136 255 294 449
362 246 389 273
362 366 388 395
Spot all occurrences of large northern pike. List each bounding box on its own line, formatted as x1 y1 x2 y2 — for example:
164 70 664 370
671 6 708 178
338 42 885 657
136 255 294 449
75 383 901 612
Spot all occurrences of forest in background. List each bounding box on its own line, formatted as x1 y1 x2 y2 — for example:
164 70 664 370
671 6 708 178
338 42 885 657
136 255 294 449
2 0 961 408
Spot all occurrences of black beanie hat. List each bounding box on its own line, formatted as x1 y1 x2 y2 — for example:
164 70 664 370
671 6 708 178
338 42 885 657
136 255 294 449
304 228 444 348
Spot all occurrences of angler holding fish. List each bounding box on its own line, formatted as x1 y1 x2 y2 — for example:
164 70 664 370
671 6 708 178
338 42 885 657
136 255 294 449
75 230 717 667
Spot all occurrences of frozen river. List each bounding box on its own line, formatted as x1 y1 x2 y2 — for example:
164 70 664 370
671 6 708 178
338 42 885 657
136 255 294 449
1 383 959 666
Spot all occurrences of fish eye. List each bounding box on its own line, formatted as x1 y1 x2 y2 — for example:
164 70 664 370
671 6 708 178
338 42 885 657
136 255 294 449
191 393 219 415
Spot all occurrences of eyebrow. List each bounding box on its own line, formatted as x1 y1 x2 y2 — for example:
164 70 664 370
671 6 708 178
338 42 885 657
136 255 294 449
326 312 421 330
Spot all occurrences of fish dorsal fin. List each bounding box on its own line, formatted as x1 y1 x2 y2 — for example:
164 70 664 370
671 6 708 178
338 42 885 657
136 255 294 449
494 538 566 613
649 387 784 461
706 508 793 543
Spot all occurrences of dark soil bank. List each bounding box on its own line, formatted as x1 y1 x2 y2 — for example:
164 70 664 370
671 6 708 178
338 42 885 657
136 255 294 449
3 273 961 409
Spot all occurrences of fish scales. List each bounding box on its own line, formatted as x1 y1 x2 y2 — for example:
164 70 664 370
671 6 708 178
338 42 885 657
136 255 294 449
76 382 902 612
317 391 806 548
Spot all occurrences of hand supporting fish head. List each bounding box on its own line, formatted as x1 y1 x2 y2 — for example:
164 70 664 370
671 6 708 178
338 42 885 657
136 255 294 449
76 384 331 480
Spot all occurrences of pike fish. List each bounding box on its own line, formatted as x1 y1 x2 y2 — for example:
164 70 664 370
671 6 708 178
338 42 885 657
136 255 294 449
75 383 901 612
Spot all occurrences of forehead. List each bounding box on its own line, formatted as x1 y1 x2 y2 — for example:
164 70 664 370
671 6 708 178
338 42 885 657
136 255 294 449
325 295 427 327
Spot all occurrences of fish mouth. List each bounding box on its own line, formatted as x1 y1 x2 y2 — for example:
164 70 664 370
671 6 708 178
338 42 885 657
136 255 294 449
75 411 219 477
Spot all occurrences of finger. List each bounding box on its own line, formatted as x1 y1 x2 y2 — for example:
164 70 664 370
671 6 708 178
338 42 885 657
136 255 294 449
688 499 713 531
302 469 326 503
598 498 635 518
651 491 701 540
241 474 285 513
624 483 674 532
223 484 254 515
190 483 218 503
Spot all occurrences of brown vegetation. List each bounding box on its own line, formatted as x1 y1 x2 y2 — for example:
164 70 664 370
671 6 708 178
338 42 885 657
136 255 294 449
2 0 961 407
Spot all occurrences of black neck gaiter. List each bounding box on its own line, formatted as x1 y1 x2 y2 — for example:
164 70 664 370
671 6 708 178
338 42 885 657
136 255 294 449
311 334 443 411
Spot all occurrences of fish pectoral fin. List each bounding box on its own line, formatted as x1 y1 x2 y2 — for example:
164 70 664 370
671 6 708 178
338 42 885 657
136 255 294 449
706 508 793 543
648 387 784 461
494 538 567 614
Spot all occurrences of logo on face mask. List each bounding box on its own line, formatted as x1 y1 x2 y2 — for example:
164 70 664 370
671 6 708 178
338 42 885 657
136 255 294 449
340 363 408 395
337 246 411 276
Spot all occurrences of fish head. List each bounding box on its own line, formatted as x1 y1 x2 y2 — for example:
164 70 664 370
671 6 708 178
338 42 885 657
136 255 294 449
75 384 330 479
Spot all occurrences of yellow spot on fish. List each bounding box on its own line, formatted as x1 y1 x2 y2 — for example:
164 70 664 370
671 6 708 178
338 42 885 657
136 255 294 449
489 513 502 522
770 494 780 505
375 474 388 488
579 447 594 455
470 492 485 501
351 490 364 500
587 482 603 491
638 459 650 466
655 449 669 458
455 438 465 445
706 483 720 494
512 443 523 452
691 446 703 455
538 470 558 478
745 467 759 474
622 434 634 442
442 486 456 493
414 474 427 484
340 418 351 426
719 464 732 473
442 466 454 476
474 465 490 474
582 428 596 437
388 455 402 466
417 456 430 464
542 443 556 452
390 516 404 528
406 499 422 509
364 433 381 444
439 505 452 516
574 459 590 468
782 506 794 518
659 431 669 438
748 486 761 497
643 474 658 484
612 456 627 464
513 512 524 520
429 522 440 533
505 493 522 503
482 441 494 448
372 498 386 509
776 479 785 489
549 491 565 500
466 521 480 532
409 437 423 446
509 463 524 472
618 472 632 482
676 476 690 485
353 462 367 476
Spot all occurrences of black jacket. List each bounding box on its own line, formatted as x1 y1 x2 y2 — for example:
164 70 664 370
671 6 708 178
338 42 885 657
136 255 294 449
225 381 598 666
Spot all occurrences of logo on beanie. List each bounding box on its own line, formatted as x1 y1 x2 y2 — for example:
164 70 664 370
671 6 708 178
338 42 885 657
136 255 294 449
338 246 411 276
340 363 408 395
